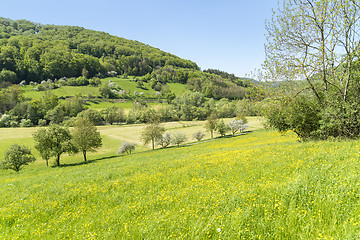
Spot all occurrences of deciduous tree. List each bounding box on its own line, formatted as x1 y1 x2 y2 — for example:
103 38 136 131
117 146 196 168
205 113 218 138
1 144 35 172
33 125 76 166
72 117 102 162
141 122 165 150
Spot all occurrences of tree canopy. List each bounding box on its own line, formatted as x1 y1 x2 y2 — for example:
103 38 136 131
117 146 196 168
264 0 360 140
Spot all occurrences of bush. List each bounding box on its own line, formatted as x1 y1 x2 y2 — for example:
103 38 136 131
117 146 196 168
0 114 11 127
38 119 47 126
10 120 19 128
171 132 187 147
20 119 34 127
117 142 136 154
193 131 205 141
215 119 229 137
156 132 172 148
77 109 104 126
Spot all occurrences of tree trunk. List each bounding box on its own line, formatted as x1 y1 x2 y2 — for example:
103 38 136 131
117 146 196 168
46 159 48 167
83 150 87 162
56 154 60 166
152 139 155 150
211 130 213 138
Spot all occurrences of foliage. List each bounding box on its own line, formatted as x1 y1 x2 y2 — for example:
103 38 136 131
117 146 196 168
77 109 104 126
1 144 35 172
0 17 199 83
102 106 125 125
264 0 360 139
193 130 205 141
141 122 165 150
228 119 248 136
171 132 187 147
215 119 230 137
33 125 76 166
117 142 136 154
72 117 102 162
156 132 172 148
205 113 218 138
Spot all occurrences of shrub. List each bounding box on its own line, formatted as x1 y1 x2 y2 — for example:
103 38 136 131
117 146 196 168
0 114 11 127
171 132 187 147
77 109 104 126
156 132 172 148
38 119 47 126
20 119 33 128
117 142 136 154
193 131 205 141
215 119 229 137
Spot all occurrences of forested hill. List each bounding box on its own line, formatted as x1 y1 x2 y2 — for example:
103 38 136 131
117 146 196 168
0 17 256 100
0 17 198 81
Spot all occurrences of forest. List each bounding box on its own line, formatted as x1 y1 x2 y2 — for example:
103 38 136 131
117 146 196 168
0 17 255 100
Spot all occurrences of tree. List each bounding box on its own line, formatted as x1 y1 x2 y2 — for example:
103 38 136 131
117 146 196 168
72 117 102 162
141 122 165 150
215 119 229 137
156 132 172 148
77 109 104 126
228 119 248 136
33 128 52 166
193 130 205 141
171 132 187 147
1 144 35 172
102 106 125 125
33 125 76 166
117 142 136 154
264 0 360 139
205 113 218 138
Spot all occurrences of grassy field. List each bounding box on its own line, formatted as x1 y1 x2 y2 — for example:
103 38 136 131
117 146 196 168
2 118 360 239
22 77 191 111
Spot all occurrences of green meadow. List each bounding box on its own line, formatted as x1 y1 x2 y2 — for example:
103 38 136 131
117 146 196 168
1 118 360 239
22 77 191 111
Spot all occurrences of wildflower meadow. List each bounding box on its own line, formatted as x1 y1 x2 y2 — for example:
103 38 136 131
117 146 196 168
1 128 360 239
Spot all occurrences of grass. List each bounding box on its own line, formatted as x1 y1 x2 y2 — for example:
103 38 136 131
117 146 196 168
2 118 360 239
22 77 191 111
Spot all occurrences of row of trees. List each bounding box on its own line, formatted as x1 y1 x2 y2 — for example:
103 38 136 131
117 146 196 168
140 114 248 150
0 89 258 128
1 114 248 171
1 117 102 171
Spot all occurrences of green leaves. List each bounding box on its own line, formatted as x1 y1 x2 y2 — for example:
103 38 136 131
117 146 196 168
1 144 35 172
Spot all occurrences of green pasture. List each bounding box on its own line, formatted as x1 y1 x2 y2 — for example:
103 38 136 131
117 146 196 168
21 77 190 111
2 117 360 238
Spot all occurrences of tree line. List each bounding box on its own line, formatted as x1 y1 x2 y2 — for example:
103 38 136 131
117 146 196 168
0 88 259 128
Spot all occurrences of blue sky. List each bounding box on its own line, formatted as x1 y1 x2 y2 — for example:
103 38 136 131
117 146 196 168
0 0 278 77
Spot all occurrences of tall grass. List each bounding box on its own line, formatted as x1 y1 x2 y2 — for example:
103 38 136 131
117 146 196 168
1 129 360 239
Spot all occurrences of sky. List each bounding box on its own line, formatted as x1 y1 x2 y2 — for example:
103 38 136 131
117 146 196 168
0 0 279 78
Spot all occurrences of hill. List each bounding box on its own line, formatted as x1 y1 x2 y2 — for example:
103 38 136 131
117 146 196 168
1 127 360 239
0 17 257 100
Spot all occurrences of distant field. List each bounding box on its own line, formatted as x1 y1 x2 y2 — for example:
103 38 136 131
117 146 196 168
0 117 262 166
1 122 360 239
22 77 190 100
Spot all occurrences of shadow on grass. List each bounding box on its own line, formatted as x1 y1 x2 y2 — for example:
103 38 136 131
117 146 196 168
53 155 118 168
